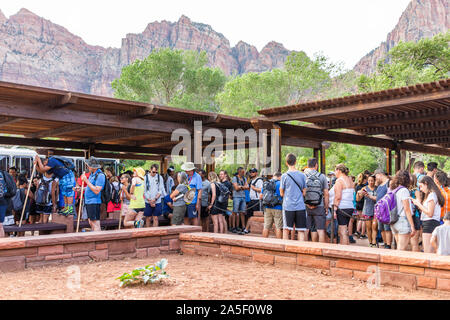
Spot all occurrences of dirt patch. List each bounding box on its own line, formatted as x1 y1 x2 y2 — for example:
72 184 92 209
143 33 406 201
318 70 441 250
0 253 446 300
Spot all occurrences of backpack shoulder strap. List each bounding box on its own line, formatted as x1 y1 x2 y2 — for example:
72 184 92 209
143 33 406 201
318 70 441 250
286 172 302 191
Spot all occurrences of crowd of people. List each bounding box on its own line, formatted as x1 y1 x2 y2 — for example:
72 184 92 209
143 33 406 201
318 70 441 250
0 154 448 256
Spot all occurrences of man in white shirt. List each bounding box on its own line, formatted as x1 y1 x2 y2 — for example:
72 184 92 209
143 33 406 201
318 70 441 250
143 164 166 227
241 168 263 235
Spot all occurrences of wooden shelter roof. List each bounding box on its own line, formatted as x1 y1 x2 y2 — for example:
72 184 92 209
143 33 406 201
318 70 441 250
258 79 450 153
0 81 322 156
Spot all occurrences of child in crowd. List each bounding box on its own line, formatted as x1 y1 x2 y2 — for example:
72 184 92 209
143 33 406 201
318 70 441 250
431 212 450 256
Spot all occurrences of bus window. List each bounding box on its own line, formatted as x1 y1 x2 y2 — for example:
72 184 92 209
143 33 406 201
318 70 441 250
14 156 33 178
0 155 9 172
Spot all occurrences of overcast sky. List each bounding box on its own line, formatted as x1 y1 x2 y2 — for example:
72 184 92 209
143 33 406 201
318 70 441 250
1 0 411 70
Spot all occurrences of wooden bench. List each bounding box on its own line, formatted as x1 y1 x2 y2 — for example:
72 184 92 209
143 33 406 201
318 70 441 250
4 223 67 235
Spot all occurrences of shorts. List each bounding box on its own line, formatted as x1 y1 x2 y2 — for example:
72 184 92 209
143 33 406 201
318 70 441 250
264 208 283 230
377 219 392 232
144 202 162 217
391 215 411 235
422 219 440 234
233 197 246 213
336 208 354 226
107 201 121 213
246 200 261 217
36 205 52 215
283 209 307 231
0 204 7 223
201 206 209 218
85 204 101 221
172 205 186 225
59 171 75 198
186 203 198 219
306 206 326 231
213 202 228 216
130 207 145 214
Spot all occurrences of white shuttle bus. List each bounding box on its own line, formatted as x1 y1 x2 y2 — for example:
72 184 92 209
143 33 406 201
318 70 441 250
0 147 121 178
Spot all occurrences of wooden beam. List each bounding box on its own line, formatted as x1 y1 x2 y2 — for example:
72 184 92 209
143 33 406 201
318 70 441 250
388 130 449 141
0 136 173 155
0 100 191 134
35 148 163 161
26 124 90 139
81 129 153 143
320 143 326 174
320 107 449 129
261 89 450 122
0 117 23 127
38 93 78 109
281 137 322 149
358 120 450 136
386 149 392 176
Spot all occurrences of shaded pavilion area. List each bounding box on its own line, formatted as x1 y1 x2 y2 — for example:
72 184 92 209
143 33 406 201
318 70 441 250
258 78 450 174
0 79 447 174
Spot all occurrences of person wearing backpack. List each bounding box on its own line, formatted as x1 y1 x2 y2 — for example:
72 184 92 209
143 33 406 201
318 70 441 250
0 170 16 238
374 169 392 249
280 153 307 241
80 157 105 232
241 168 263 235
35 172 58 224
170 172 190 226
388 170 416 251
143 164 166 228
207 171 222 233
356 175 378 247
231 167 249 233
34 155 76 216
304 158 329 243
219 170 232 233
261 172 283 239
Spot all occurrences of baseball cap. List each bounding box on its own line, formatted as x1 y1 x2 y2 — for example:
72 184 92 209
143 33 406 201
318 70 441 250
249 168 258 173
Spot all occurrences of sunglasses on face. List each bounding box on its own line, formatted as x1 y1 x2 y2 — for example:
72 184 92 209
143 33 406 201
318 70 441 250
151 171 157 174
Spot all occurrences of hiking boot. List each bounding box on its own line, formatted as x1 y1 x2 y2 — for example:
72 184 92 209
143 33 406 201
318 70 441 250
349 235 356 244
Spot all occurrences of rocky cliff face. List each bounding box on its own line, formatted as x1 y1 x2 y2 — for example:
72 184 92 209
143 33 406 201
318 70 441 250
0 10 290 96
354 0 449 74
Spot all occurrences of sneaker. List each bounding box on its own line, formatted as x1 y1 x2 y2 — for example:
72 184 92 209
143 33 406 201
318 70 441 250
360 234 368 239
384 244 391 249
231 228 238 233
354 231 361 238
236 227 242 232
349 235 356 244
66 206 75 216
243 229 249 234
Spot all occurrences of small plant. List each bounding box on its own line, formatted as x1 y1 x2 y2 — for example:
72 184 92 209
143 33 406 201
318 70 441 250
117 259 169 287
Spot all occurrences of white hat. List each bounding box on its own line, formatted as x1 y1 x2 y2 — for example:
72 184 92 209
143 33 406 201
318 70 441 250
181 162 196 171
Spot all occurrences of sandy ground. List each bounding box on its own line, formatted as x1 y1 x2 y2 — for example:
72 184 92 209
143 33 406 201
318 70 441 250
0 252 447 300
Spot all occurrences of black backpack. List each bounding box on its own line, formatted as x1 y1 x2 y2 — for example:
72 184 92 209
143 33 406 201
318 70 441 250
304 170 324 207
0 171 16 199
262 179 281 207
110 182 121 204
93 172 112 204
215 182 231 204
35 178 54 206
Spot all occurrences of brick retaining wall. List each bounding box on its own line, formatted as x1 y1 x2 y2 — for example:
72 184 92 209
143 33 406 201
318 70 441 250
0 226 201 272
180 233 450 292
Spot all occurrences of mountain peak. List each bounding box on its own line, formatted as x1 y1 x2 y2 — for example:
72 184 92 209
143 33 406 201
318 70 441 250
15 8 38 17
0 9 6 23
178 15 192 24
354 0 449 74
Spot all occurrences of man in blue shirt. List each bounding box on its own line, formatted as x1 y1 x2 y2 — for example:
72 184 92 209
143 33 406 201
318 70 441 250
81 157 105 232
181 162 203 226
35 155 76 216
262 172 283 239
280 153 307 241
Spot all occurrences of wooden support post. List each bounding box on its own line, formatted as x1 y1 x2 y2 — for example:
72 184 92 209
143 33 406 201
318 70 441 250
161 156 169 174
271 125 282 175
87 145 95 159
262 131 272 177
313 148 319 161
386 148 392 176
395 148 402 174
320 144 326 174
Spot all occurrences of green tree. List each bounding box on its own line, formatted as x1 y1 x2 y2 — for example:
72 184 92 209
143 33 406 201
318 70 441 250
217 69 290 117
111 48 227 112
358 32 450 92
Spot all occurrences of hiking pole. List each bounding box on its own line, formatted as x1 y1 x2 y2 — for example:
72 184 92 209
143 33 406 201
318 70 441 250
76 182 85 233
118 199 123 230
19 162 37 227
